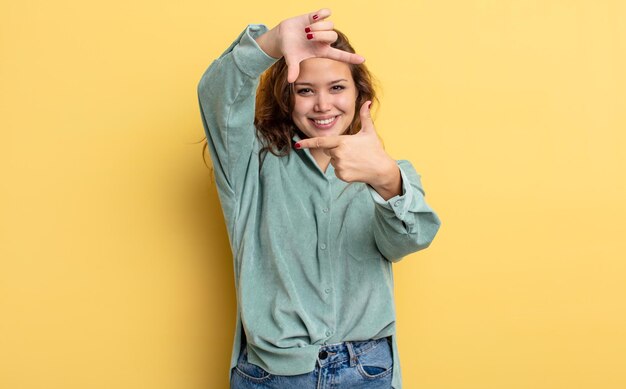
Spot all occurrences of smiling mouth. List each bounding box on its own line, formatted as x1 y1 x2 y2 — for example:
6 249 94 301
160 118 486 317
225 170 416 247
310 115 339 129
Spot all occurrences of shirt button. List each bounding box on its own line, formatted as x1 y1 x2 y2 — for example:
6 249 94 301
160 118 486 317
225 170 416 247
322 208 329 213
325 288 331 294
325 330 332 337
394 200 403 207
320 243 327 250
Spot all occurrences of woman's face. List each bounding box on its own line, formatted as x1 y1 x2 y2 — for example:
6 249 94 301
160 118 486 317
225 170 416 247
291 58 358 139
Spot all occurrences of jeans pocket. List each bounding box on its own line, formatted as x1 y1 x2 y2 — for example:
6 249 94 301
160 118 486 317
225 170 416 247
234 349 273 383
356 339 394 380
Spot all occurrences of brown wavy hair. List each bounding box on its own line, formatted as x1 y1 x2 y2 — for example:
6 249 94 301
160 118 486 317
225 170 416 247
201 29 377 165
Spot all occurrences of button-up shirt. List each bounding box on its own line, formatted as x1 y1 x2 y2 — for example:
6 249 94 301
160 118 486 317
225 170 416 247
197 24 441 389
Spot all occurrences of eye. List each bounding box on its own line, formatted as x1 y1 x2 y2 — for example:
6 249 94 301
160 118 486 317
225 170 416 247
296 88 313 95
331 85 346 92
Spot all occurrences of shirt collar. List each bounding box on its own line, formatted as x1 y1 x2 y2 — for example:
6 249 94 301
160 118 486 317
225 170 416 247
291 132 335 179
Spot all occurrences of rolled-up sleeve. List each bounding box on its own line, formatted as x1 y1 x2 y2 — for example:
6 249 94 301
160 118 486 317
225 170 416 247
367 160 441 262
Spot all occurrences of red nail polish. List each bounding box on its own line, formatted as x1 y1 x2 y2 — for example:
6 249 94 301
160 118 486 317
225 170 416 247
307 33 314 40
295 142 301 149
313 14 319 20
305 27 311 33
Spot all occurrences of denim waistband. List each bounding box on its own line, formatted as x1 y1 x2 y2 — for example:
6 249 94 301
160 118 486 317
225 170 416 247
315 337 391 368
241 336 392 370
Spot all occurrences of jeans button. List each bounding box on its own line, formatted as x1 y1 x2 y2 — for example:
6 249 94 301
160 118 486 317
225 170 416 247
318 350 328 359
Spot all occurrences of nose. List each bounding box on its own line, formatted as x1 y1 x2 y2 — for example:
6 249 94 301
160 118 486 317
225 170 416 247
314 92 332 112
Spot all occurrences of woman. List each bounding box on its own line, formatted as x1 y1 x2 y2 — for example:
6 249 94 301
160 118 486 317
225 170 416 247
197 8 440 388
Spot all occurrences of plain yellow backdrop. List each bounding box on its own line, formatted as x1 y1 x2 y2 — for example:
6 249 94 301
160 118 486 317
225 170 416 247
2 0 625 388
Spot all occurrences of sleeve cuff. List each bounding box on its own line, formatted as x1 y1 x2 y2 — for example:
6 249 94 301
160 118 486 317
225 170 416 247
367 164 414 220
232 24 279 78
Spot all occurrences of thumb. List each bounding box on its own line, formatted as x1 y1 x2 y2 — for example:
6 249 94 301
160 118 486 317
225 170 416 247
358 100 375 134
286 58 300 84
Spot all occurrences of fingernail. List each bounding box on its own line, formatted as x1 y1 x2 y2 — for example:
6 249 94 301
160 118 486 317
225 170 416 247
313 14 319 20
295 142 301 149
305 27 311 33
307 33 314 40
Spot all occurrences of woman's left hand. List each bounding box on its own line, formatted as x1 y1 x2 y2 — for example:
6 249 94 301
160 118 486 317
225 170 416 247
295 101 402 200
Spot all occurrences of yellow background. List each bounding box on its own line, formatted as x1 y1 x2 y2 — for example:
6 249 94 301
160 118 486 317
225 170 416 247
2 0 625 388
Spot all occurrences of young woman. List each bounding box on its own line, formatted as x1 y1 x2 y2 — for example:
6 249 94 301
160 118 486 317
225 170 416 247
197 8 440 388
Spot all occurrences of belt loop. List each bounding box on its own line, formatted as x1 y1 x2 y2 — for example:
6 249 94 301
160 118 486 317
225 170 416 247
346 341 358 367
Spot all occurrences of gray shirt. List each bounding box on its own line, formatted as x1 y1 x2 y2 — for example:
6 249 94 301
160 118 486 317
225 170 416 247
197 24 441 389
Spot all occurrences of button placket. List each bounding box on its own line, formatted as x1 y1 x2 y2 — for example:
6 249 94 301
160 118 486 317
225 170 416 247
318 182 335 342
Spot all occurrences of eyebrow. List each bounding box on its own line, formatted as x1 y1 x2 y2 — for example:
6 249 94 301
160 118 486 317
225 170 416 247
293 79 349 86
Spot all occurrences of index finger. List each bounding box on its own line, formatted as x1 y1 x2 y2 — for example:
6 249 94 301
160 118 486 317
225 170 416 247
295 136 342 150
324 47 365 64
308 8 332 24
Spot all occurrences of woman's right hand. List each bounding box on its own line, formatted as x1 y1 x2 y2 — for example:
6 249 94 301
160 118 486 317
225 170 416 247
255 8 365 83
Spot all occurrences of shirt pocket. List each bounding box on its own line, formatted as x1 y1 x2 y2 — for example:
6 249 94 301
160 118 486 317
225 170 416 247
342 193 382 262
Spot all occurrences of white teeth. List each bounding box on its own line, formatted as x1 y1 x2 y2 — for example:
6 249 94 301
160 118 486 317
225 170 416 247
314 117 336 125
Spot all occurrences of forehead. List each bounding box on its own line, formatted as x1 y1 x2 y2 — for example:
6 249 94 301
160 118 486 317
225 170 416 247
296 58 353 84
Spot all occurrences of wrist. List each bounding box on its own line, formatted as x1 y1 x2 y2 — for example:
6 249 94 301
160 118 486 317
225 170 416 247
369 159 402 200
254 27 282 59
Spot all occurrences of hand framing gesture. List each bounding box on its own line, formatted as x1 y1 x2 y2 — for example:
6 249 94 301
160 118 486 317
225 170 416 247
296 101 402 200
255 8 366 82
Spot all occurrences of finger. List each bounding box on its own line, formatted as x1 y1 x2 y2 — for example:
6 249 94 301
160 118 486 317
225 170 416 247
306 30 338 44
308 8 332 24
286 60 300 84
295 136 342 150
285 55 310 83
358 100 376 134
359 100 374 130
324 47 366 64
305 21 334 32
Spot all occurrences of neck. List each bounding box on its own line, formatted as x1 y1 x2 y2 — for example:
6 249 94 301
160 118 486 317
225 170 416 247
310 149 331 173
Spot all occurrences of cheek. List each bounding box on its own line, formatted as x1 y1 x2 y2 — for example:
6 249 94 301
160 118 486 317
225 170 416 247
292 97 310 116
341 89 358 111
340 96 357 117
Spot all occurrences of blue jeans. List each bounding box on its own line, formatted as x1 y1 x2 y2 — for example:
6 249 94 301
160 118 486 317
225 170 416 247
230 337 393 388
